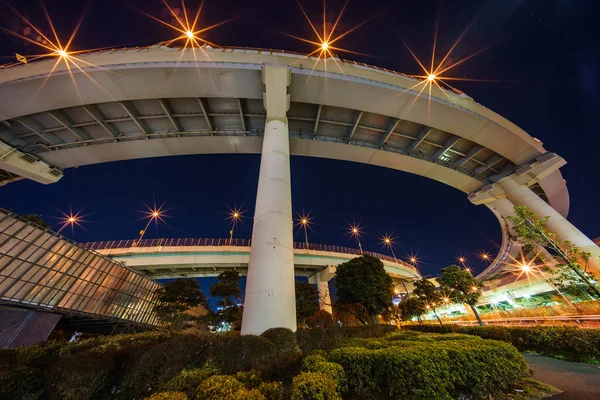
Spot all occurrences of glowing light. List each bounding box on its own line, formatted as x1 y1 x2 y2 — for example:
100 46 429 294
140 0 230 51
152 211 160 218
443 297 449 303
480 252 491 262
321 41 329 50
346 221 364 252
57 49 68 58
427 73 436 82
410 257 417 263
67 217 76 223
54 208 88 236
471 286 478 292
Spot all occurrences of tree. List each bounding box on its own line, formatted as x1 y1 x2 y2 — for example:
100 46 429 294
306 309 334 328
21 214 50 229
507 205 600 298
154 278 208 330
210 271 242 329
437 265 484 326
412 278 443 325
295 281 320 326
335 255 394 324
397 295 426 323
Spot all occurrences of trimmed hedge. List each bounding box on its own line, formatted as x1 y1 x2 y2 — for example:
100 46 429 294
161 365 219 396
301 355 346 392
195 375 265 400
291 372 340 400
295 324 398 355
404 325 600 363
145 392 188 400
327 339 529 399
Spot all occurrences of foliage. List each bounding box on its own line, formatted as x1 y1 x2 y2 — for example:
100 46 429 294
210 271 242 329
507 205 600 298
404 324 600 364
306 310 334 329
296 281 320 325
210 334 278 374
291 372 341 400
21 213 50 228
553 263 599 300
145 392 188 400
412 278 444 324
301 355 346 392
162 365 219 395
257 381 285 400
397 295 426 322
437 264 484 325
261 328 301 359
334 255 394 323
195 375 265 400
155 278 208 330
327 338 529 399
296 327 332 355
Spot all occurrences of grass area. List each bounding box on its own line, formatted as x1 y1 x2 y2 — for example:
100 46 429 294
0 326 559 400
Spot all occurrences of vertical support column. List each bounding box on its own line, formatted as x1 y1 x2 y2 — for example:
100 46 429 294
241 65 295 335
497 176 600 272
317 280 333 314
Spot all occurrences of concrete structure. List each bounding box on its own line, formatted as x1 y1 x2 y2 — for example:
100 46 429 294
85 238 420 314
1 45 597 332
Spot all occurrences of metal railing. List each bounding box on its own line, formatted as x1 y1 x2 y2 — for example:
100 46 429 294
82 238 417 271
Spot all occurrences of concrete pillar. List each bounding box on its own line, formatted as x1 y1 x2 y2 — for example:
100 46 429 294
317 280 333 314
241 65 295 335
497 176 600 273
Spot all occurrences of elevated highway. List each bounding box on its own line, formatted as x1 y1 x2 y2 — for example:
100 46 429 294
1 45 597 332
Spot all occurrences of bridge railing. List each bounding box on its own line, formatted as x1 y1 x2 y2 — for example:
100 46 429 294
82 238 418 272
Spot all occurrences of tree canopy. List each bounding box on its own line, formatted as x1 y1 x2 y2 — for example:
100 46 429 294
437 265 484 325
154 278 207 330
412 278 443 325
295 281 320 324
335 255 394 323
397 295 426 322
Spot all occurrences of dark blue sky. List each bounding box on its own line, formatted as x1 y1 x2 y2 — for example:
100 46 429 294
0 0 598 278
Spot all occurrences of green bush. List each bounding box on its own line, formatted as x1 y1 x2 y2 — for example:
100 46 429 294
404 325 600 363
210 335 277 374
162 365 219 395
291 372 341 400
327 340 529 399
0 340 62 399
326 324 398 341
301 356 345 392
120 333 216 398
235 370 263 389
296 328 332 355
145 391 188 400
260 327 302 370
257 381 285 400
195 375 265 400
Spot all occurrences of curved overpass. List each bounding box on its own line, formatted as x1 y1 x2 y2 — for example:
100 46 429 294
1 45 597 332
84 238 420 281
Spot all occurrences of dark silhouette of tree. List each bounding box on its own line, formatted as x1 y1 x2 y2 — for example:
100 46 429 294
413 278 443 325
295 281 320 326
21 214 50 229
397 295 426 323
210 271 242 329
437 265 484 326
335 255 394 324
154 278 207 330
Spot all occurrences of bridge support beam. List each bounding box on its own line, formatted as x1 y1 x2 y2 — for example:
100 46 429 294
497 176 600 273
309 266 335 315
241 65 295 335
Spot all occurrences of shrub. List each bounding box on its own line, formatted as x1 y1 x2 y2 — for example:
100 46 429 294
327 340 529 399
195 375 265 400
296 328 332 355
0 340 62 399
210 335 277 374
145 391 188 400
301 356 345 393
162 365 219 395
291 372 341 400
235 370 263 389
257 381 285 400
403 325 600 363
120 332 215 398
260 327 302 369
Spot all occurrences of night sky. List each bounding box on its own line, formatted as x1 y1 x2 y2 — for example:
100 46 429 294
0 0 598 280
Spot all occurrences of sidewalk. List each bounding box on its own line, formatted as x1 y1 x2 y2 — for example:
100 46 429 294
524 354 600 400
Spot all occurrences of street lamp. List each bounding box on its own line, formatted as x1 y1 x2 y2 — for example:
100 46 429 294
137 209 162 245
382 235 398 263
227 207 244 245
297 214 312 249
348 222 363 253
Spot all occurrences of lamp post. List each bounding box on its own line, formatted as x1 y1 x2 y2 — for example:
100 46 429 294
137 210 160 245
227 208 244 246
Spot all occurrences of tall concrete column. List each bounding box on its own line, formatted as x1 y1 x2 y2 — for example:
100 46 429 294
241 65 296 335
497 176 600 272
309 266 335 315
